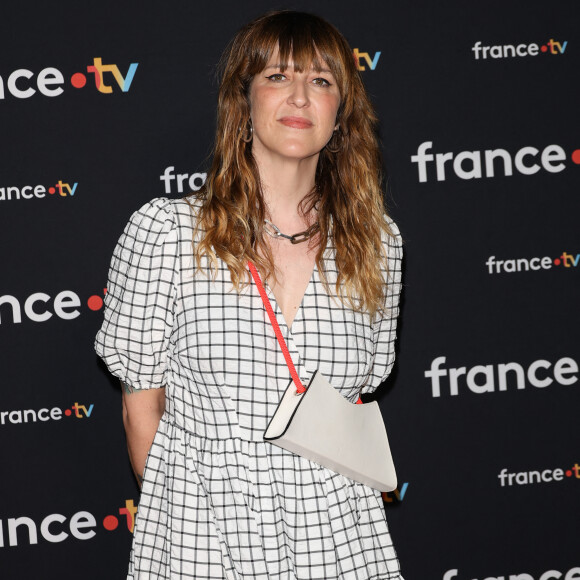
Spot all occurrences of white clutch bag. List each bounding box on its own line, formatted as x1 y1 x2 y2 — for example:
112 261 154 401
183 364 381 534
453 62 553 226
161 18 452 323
264 370 398 491
249 261 398 492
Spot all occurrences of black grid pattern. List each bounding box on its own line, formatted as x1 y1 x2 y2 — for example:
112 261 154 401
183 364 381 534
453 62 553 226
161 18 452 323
95 197 403 579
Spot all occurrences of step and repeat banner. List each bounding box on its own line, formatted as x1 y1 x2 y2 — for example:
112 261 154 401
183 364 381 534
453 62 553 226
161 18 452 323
0 1 578 578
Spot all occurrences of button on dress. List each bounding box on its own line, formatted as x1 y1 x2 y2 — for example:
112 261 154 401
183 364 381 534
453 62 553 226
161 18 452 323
95 197 404 580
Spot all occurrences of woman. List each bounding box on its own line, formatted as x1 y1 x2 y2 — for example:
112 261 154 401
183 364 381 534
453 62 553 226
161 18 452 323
96 10 403 580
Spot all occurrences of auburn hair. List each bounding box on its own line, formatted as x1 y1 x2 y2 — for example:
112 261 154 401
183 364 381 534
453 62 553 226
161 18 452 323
191 10 395 316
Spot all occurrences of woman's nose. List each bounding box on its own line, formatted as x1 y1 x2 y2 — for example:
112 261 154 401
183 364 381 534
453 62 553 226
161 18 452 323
287 81 310 108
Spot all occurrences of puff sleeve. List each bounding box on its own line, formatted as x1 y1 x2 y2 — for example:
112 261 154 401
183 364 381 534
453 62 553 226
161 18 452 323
95 198 179 389
363 219 403 393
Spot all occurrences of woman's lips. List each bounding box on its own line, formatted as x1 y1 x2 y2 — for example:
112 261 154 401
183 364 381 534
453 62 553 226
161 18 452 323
278 116 313 129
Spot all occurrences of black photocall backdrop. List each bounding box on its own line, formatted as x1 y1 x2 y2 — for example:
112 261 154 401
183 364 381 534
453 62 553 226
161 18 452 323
0 1 578 579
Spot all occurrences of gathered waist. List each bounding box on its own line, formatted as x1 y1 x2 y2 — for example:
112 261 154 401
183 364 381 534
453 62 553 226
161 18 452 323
160 404 266 443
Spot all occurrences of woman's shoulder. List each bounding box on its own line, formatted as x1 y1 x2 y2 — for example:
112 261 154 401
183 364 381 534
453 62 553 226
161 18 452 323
132 195 201 218
125 195 202 236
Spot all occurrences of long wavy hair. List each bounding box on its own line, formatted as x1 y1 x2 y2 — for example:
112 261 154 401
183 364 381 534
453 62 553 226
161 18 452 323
192 10 395 316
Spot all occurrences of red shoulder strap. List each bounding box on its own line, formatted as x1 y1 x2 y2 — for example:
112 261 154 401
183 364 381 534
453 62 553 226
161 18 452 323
248 261 363 404
248 261 306 394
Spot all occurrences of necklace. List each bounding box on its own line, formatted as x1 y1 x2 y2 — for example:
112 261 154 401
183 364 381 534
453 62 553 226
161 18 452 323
263 219 320 244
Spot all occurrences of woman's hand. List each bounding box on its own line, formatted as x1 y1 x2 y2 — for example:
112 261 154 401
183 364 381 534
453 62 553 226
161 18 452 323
121 383 166 488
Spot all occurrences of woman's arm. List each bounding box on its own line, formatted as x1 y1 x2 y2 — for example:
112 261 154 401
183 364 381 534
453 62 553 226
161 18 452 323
121 382 166 487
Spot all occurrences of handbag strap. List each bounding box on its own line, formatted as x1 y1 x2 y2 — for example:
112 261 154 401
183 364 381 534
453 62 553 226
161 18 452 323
248 261 306 394
248 261 362 404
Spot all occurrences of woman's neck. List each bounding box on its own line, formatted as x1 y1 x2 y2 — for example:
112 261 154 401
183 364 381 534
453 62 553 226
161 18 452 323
255 154 319 225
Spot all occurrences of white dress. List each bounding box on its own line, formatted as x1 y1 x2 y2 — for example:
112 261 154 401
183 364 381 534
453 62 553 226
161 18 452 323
95 197 404 580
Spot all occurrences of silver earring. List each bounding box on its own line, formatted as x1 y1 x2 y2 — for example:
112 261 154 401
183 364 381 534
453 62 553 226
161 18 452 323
326 127 343 153
241 119 253 143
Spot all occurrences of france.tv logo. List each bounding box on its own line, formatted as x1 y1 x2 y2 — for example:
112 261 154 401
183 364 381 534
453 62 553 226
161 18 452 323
0 58 138 100
472 38 568 60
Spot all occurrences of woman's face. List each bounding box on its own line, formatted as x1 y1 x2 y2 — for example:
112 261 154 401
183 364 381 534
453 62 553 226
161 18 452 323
248 49 341 165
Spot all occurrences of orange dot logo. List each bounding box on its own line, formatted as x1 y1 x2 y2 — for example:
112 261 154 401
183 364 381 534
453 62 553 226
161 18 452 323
87 296 103 311
87 288 107 311
71 73 87 89
103 515 119 531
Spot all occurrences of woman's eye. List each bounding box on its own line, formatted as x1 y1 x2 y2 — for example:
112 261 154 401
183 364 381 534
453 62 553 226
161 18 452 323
312 77 331 87
266 73 286 82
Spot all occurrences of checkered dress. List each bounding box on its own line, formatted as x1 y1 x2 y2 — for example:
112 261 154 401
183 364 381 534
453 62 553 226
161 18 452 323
95 197 404 580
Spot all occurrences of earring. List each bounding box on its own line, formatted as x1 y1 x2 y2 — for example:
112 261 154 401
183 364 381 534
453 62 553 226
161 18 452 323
326 127 343 153
241 119 253 143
